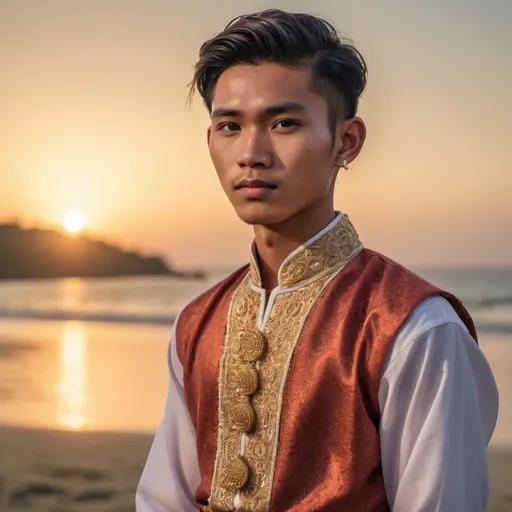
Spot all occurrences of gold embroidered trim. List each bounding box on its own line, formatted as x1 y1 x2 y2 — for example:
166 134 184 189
239 275 333 512
210 274 262 511
278 215 361 287
249 214 362 289
210 215 363 511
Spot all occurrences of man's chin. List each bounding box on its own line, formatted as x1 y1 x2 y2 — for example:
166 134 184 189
235 204 284 227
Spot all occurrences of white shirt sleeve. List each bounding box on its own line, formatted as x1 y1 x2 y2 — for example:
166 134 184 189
379 296 499 512
136 312 201 512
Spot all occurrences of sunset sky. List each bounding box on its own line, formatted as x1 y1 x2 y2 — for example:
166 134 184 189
1 0 510 268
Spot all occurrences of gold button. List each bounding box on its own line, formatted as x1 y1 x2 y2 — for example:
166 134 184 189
228 364 259 396
229 400 256 433
238 331 266 363
220 457 250 492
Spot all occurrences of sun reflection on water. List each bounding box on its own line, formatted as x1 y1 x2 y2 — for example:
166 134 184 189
57 322 88 430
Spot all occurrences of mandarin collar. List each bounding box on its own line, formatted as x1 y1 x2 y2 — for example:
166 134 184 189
249 212 363 289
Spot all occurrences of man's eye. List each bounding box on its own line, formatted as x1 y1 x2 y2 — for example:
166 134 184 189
219 122 240 132
274 119 300 129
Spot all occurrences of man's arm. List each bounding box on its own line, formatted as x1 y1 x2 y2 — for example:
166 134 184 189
379 296 499 512
136 312 200 511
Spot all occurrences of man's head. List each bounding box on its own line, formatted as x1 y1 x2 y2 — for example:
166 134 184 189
190 9 367 227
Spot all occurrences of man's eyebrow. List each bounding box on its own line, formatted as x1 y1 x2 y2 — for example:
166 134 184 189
210 101 307 119
265 101 307 116
210 107 240 119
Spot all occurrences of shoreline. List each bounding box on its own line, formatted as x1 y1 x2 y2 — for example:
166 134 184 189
0 426 511 511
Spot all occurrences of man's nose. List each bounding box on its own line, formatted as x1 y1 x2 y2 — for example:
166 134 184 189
237 129 273 169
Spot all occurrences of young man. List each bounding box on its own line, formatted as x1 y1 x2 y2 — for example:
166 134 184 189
136 9 499 512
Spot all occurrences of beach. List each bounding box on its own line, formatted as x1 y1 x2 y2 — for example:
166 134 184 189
0 271 511 511
0 426 150 512
0 427 511 511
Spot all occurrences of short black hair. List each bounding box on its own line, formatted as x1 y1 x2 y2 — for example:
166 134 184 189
189 9 367 129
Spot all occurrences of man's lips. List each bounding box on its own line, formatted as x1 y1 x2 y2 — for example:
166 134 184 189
235 179 277 190
234 179 278 199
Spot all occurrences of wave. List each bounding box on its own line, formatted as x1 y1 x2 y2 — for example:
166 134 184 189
0 308 177 325
470 296 512 309
0 307 511 334
474 321 512 334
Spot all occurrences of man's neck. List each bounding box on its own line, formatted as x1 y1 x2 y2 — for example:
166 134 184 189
253 204 337 292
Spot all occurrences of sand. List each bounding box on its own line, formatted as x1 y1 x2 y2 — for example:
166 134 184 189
0 426 510 511
0 426 151 512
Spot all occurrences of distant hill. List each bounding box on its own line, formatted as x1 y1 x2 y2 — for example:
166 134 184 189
0 223 205 280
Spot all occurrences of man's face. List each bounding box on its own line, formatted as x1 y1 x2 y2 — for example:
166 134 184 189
207 62 342 226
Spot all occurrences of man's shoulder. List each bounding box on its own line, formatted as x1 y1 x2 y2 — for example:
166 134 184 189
355 248 477 338
357 248 437 292
360 249 478 351
396 295 469 342
174 265 249 366
361 248 430 281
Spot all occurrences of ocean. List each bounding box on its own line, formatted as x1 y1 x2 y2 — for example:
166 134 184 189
0 266 511 333
0 266 510 444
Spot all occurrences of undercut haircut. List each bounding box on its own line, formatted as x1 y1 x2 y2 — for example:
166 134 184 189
189 9 368 131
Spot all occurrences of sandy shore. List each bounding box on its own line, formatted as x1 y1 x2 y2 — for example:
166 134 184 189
0 426 151 512
0 426 510 511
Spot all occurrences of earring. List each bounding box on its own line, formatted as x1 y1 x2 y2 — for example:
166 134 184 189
343 160 349 170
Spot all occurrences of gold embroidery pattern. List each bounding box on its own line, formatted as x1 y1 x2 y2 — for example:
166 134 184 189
209 275 261 511
210 216 363 511
239 276 332 511
278 215 361 288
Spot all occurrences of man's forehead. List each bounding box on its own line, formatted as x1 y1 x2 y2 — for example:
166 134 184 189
211 62 314 111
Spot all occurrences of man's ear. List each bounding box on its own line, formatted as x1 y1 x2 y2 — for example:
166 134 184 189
333 117 366 168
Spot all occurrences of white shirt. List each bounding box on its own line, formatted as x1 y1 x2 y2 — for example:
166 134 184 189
136 295 499 512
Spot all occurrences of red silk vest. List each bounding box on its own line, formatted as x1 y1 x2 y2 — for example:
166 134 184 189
176 217 476 512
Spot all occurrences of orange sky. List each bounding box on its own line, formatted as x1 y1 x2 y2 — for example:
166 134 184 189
0 1 510 268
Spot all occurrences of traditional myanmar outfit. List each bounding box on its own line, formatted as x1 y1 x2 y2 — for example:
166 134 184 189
136 213 499 512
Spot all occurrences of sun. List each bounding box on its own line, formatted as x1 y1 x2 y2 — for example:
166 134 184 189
63 210 85 233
